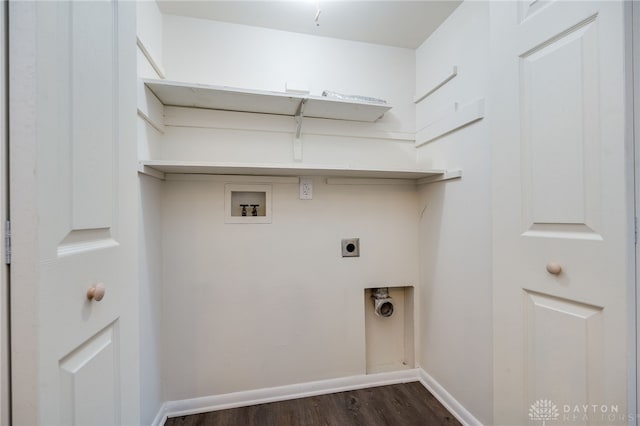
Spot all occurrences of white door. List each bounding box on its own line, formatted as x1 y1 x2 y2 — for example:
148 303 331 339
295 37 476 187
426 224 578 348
9 1 139 424
491 1 633 425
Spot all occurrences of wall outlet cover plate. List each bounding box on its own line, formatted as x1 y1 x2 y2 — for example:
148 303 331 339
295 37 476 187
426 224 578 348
341 238 360 257
300 178 313 200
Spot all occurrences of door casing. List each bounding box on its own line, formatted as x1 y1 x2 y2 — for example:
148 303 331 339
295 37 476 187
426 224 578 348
0 1 9 424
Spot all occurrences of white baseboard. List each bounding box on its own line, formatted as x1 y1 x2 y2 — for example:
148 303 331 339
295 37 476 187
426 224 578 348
417 368 483 426
152 368 481 426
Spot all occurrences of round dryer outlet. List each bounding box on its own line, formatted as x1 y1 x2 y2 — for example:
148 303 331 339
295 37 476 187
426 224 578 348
341 238 360 257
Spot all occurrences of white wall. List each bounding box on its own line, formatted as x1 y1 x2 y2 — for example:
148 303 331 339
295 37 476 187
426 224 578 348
136 2 165 424
137 0 164 78
145 3 496 420
138 174 163 425
158 107 418 170
159 15 416 170
415 2 493 424
155 13 427 402
162 15 414 131
161 177 419 400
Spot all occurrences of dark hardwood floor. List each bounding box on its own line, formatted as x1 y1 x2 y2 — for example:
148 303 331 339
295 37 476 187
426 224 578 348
164 382 461 426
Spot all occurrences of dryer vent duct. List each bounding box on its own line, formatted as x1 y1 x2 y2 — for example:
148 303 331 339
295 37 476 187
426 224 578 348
371 287 394 318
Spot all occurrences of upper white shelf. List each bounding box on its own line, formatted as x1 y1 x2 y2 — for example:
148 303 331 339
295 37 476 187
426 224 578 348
140 160 444 180
143 79 392 122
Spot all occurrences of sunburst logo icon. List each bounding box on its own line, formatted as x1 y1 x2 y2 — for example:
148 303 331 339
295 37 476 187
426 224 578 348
529 399 559 425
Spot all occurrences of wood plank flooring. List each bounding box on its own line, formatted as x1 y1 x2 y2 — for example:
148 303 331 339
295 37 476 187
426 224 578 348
164 382 461 426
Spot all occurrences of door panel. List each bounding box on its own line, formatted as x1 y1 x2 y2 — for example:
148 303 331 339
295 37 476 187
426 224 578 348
70 1 114 230
519 0 554 24
60 0 117 244
521 16 599 231
9 1 138 424
491 1 631 424
524 291 604 409
59 323 120 426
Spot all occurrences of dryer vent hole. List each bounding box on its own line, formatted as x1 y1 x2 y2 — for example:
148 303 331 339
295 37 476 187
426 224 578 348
379 302 393 317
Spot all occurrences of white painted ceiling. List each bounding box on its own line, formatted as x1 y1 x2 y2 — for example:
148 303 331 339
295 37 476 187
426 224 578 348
156 1 462 49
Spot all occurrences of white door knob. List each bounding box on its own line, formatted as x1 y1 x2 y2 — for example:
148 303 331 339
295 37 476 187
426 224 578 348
87 282 106 301
546 262 562 275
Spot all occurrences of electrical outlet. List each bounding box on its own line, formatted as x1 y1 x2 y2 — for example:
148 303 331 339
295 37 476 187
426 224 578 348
300 178 313 200
341 238 360 257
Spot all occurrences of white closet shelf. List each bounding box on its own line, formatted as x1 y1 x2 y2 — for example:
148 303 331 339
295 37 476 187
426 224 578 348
139 160 445 180
143 79 392 122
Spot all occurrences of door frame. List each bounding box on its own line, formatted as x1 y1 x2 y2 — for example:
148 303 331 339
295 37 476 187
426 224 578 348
633 0 640 422
0 0 9 424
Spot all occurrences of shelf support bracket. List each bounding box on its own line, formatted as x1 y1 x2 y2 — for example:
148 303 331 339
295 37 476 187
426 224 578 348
416 169 462 185
137 163 166 180
293 99 307 162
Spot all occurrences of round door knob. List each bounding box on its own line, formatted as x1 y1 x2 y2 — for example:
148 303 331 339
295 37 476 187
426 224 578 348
546 262 562 275
87 283 106 301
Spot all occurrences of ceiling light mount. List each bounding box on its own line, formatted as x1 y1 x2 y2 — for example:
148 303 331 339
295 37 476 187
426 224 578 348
314 3 321 26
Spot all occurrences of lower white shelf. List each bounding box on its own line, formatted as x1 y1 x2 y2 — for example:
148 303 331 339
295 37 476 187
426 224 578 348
138 160 446 180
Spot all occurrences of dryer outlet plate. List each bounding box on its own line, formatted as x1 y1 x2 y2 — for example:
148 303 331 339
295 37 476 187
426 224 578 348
341 238 360 257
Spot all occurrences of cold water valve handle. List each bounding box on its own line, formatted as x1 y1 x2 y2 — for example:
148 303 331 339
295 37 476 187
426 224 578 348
251 204 260 217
